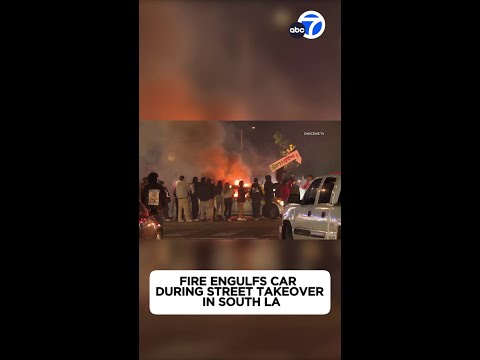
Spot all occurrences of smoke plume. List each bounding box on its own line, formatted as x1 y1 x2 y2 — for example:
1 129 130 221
140 122 261 189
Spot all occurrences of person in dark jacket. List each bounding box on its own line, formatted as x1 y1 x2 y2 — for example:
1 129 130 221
263 175 274 218
197 177 214 221
206 178 215 222
250 178 264 220
140 177 148 199
288 176 301 203
237 180 248 221
159 180 172 221
191 176 200 221
141 172 167 236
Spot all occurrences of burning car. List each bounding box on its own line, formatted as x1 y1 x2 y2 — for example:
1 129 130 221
227 181 284 219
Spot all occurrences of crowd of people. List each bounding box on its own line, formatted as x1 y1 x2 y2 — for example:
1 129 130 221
140 172 315 228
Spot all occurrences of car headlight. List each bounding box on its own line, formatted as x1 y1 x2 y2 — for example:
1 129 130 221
279 200 284 206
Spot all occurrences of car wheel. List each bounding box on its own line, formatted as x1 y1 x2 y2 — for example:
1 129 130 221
269 205 280 219
284 222 294 240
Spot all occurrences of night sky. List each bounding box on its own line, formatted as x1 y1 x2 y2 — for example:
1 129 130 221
139 1 341 176
229 121 341 177
139 0 341 121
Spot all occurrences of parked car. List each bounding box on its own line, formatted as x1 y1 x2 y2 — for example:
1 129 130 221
279 174 341 240
139 201 163 240
230 196 285 218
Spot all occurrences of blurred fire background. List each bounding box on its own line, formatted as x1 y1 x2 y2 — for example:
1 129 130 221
139 0 341 359
140 0 341 121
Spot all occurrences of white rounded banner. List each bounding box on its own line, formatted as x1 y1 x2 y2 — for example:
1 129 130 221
149 270 331 315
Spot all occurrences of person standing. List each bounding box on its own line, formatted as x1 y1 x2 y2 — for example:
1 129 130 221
141 172 167 237
175 176 192 222
159 180 172 221
206 178 215 222
289 176 301 203
169 181 177 220
174 184 186 222
263 175 274 218
250 177 264 221
197 177 212 221
173 187 180 221
301 174 314 190
214 180 225 220
140 177 148 199
223 183 233 221
191 176 200 221
279 178 291 203
300 174 314 200
237 180 248 221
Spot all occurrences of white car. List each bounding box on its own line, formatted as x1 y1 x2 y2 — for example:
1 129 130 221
230 196 285 218
279 174 341 240
216 184 285 218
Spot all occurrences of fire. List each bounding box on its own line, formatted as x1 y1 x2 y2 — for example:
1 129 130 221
233 179 251 187
197 147 251 185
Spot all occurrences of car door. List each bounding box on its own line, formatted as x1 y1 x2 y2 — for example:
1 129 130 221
292 178 323 239
310 176 338 239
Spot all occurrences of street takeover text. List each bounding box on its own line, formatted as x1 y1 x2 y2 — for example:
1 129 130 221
155 275 324 307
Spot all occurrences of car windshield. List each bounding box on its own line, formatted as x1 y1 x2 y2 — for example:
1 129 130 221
317 177 337 204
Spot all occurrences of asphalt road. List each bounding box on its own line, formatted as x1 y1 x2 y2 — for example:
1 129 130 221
163 217 282 240
140 307 341 360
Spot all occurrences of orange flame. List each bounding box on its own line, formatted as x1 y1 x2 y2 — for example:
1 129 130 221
233 179 251 187
197 147 251 184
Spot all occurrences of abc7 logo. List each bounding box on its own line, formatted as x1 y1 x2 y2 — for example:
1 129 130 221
289 11 326 39
289 22 305 38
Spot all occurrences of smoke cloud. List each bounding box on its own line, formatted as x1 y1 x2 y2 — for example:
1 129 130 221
140 122 276 190
139 1 341 121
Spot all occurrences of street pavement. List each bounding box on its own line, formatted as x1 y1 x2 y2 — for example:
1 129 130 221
140 306 341 360
163 217 282 240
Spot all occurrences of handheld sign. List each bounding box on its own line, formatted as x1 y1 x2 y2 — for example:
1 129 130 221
269 150 302 172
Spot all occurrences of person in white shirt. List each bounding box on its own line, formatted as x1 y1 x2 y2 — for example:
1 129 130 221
222 183 234 221
175 175 192 222
214 180 225 220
